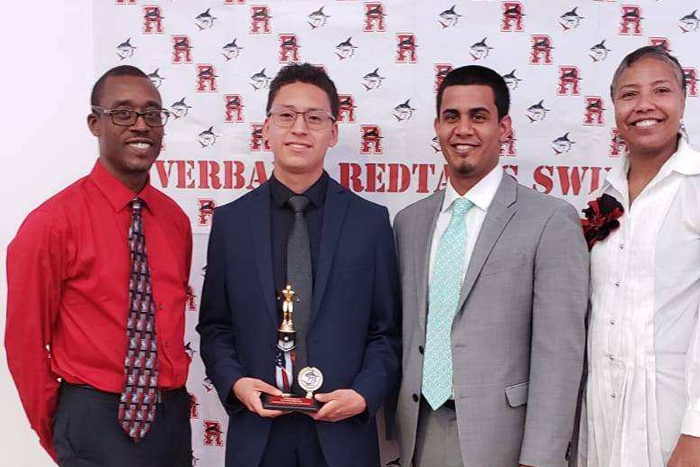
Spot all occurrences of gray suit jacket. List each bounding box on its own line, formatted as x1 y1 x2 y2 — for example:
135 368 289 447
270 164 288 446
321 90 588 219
393 174 589 467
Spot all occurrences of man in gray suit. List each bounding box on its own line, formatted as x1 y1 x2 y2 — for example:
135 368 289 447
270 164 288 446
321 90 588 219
393 65 589 467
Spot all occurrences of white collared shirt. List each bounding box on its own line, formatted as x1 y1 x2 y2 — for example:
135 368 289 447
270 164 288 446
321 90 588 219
580 138 700 467
428 165 504 285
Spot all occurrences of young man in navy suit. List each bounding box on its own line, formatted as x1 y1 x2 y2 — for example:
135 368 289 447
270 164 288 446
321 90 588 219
197 63 401 467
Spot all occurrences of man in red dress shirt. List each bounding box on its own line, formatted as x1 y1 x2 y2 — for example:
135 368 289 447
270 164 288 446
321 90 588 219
5 65 193 467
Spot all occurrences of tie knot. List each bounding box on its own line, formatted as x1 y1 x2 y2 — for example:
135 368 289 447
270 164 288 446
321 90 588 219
451 198 474 218
131 197 144 212
288 195 310 214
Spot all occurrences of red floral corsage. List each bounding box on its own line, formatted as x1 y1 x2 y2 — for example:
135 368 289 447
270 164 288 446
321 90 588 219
581 194 624 250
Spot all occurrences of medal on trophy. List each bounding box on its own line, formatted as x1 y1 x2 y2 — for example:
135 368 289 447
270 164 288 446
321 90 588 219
262 286 324 412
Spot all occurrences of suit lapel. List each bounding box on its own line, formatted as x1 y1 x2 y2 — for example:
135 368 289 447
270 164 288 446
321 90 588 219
248 182 278 326
456 174 518 314
415 191 444 334
311 178 348 325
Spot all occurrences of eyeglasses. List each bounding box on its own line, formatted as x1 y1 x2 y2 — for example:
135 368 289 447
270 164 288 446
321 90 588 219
267 108 336 130
91 106 170 127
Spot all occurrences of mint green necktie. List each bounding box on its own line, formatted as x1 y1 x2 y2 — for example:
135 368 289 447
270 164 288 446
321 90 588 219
422 197 474 410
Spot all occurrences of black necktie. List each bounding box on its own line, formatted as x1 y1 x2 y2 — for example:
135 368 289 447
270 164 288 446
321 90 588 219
286 195 312 394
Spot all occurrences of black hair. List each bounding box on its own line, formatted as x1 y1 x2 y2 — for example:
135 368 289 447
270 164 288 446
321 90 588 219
90 65 151 106
436 65 510 120
610 46 686 99
266 63 340 119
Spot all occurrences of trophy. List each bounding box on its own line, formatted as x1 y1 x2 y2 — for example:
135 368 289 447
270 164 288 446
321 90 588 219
262 286 324 412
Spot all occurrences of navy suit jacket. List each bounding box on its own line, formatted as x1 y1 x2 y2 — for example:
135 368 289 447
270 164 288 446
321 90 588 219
197 177 401 467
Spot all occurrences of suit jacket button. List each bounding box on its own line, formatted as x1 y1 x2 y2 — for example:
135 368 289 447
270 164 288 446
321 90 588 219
418 346 424 355
412 394 419 402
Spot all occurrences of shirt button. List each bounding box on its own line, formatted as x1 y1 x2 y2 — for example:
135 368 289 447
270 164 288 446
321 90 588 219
619 243 625 250
610 318 616 325
158 304 164 310
614 281 620 287
412 394 419 402
418 346 424 355
164 341 170 347
611 392 616 399
607 353 614 361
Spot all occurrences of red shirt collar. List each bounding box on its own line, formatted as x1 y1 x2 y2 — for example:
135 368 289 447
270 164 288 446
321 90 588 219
88 160 157 213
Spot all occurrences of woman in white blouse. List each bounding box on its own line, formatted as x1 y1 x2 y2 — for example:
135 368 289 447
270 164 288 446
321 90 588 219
578 46 700 467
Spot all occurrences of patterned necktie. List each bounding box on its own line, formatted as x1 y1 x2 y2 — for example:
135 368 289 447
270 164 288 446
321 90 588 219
118 198 159 441
422 197 474 410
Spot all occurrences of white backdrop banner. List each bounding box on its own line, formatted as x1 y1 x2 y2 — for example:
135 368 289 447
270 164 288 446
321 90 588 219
93 1 700 465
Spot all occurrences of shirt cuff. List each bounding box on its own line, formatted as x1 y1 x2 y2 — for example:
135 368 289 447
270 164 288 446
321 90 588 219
681 408 700 436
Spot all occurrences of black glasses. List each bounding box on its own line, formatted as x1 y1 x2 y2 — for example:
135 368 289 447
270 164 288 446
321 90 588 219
92 106 170 127
267 108 336 130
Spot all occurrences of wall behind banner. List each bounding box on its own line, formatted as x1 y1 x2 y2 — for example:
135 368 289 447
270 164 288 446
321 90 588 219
1 0 699 466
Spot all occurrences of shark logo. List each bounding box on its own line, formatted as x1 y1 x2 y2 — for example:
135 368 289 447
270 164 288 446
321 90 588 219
222 38 243 61
170 98 192 119
438 5 462 29
501 2 524 32
196 65 218 92
198 199 216 226
203 377 215 392
364 3 386 32
362 68 385 91
185 342 197 359
147 68 164 89
250 68 272 90
589 40 611 62
470 37 493 61
526 100 550 123
584 96 605 126
116 38 136 61
684 68 698 97
279 34 301 63
338 95 357 123
172 36 193 64
680 10 699 33
500 128 517 157
396 33 418 63
503 70 522 90
203 420 224 447
189 393 200 419
609 128 628 157
335 37 358 60
308 6 330 29
393 99 415 121
552 132 575 155
195 8 216 30
143 6 164 34
250 123 271 151
198 126 219 148
360 125 383 155
434 63 453 92
649 37 670 52
530 35 553 64
559 7 584 30
620 6 643 36
557 66 581 96
251 6 272 34
224 95 245 123
430 136 442 154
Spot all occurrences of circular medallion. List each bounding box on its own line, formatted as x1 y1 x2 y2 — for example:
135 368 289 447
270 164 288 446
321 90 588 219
297 367 324 393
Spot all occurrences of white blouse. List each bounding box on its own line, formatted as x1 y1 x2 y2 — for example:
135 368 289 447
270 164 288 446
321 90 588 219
580 138 700 467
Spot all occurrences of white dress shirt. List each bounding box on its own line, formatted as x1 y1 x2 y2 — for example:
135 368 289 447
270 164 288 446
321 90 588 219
580 138 700 467
428 165 504 284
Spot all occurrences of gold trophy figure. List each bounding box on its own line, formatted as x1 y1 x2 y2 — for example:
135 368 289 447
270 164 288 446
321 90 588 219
277 285 296 352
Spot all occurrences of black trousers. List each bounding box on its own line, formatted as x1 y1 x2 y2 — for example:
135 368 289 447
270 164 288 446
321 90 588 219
258 413 330 467
53 383 192 467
